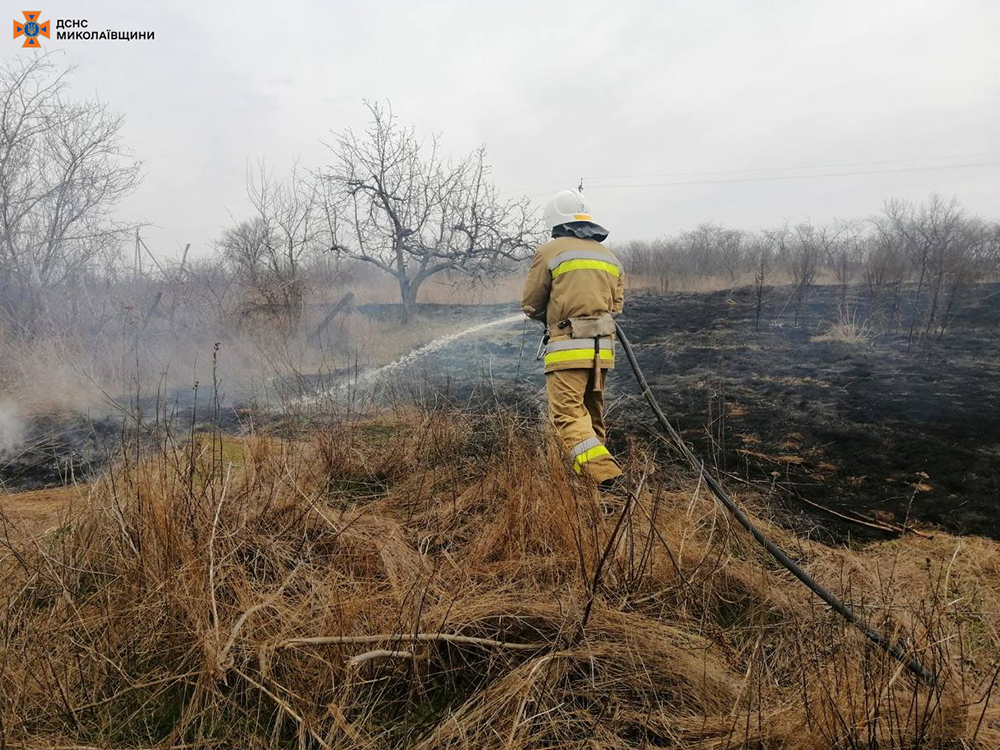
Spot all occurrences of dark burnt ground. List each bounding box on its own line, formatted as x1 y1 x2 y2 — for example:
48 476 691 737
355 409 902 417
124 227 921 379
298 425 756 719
364 285 1000 543
5 286 997 543
609 282 1000 542
0 389 244 493
0 413 121 492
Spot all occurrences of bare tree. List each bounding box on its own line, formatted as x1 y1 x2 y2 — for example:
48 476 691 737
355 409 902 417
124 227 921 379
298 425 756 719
981 222 1000 280
886 195 966 350
683 223 721 279
987 223 1000 278
651 237 676 292
0 55 142 333
717 228 745 284
934 216 988 338
616 238 676 292
827 220 864 311
748 228 781 331
782 222 823 327
220 163 322 323
617 239 651 281
319 102 538 322
220 217 270 283
865 215 907 331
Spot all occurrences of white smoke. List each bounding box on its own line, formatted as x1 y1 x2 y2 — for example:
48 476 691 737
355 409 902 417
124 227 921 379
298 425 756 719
0 400 26 457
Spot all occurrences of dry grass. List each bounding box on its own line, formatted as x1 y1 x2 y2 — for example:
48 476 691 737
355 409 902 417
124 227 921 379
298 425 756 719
318 272 524 308
624 269 844 294
1 405 998 749
319 267 821 308
812 308 875 345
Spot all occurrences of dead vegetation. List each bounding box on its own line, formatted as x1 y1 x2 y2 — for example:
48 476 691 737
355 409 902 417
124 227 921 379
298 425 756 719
1 404 998 749
616 206 1000 344
811 307 874 344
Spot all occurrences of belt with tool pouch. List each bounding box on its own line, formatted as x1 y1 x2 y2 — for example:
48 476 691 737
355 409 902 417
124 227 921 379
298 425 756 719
545 313 616 387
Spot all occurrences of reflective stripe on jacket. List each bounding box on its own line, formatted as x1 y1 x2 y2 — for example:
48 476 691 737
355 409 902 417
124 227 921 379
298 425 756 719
521 236 624 374
544 338 615 370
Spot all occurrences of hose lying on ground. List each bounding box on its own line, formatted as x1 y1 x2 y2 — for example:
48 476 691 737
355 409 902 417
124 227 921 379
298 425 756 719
614 322 936 684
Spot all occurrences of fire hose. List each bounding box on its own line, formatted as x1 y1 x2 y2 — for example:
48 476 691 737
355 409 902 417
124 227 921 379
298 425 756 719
614 322 936 684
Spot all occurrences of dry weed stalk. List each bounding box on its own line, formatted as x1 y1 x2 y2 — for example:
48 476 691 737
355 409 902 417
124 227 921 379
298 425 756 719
1 403 997 748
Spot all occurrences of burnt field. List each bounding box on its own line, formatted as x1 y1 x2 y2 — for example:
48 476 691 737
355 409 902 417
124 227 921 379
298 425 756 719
0 391 243 495
612 282 1000 542
378 281 1000 542
3 282 998 543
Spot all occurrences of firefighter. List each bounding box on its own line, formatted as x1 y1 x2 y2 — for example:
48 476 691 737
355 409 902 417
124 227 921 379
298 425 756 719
521 189 624 486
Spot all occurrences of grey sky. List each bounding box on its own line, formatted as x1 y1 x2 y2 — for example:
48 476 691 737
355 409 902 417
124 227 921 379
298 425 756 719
23 0 1000 258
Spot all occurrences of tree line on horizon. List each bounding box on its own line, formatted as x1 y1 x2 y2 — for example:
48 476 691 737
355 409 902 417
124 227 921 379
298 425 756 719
1 56 997 350
614 197 1000 341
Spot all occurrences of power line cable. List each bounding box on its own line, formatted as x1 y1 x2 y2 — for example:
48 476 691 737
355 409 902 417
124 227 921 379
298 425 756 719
577 151 1000 182
513 152 1000 197
521 160 1000 197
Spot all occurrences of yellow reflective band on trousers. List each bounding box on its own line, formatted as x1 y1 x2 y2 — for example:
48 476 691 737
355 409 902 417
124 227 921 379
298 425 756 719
573 444 611 473
549 371 623 484
545 348 614 367
551 258 621 278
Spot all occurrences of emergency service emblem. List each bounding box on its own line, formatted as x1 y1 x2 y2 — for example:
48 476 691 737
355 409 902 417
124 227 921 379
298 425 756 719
13 11 49 47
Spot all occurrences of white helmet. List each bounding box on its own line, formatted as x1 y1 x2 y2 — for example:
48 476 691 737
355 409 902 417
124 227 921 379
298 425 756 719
543 188 596 230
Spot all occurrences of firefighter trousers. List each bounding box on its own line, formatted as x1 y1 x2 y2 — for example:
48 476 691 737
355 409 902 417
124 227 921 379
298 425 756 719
545 368 622 483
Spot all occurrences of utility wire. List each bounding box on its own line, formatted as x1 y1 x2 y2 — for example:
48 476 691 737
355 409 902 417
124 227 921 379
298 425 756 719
570 151 1000 183
515 152 1000 197
579 160 1000 191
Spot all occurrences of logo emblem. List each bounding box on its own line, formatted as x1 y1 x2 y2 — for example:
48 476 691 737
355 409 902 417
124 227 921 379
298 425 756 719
13 11 49 47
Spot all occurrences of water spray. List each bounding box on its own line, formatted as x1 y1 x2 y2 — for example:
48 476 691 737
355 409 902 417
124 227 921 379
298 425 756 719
304 313 525 403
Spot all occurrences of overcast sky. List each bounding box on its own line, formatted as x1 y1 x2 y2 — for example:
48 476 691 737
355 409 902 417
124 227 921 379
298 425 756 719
17 0 1000 258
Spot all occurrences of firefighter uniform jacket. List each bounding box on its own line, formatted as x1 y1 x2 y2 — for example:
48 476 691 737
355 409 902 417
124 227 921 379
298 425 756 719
520 236 624 374
521 234 625 482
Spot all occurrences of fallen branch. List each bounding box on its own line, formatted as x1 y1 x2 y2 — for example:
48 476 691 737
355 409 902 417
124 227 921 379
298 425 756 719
794 495 900 533
347 649 418 667
280 633 545 651
308 291 354 345
794 494 933 538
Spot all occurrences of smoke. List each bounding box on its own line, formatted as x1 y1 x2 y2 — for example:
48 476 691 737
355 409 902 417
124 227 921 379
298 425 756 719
0 400 25 457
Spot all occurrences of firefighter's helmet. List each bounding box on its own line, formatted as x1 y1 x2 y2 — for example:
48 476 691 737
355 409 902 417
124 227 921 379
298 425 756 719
543 188 596 230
